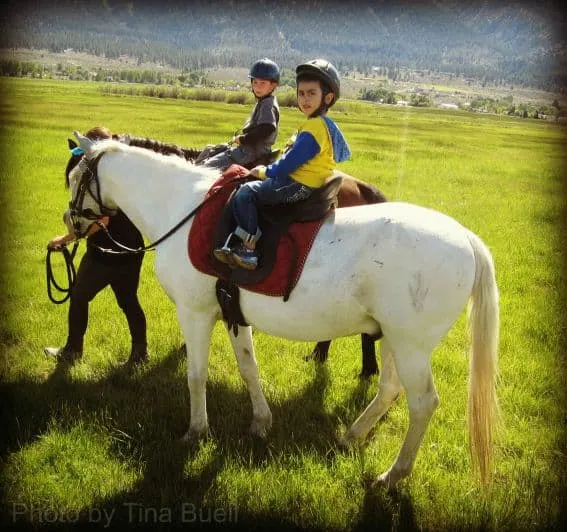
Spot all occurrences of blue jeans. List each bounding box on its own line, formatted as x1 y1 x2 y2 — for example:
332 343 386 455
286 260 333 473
204 146 257 170
231 175 313 240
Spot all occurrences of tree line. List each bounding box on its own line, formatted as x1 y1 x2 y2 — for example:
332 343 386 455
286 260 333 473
2 58 562 120
2 0 565 93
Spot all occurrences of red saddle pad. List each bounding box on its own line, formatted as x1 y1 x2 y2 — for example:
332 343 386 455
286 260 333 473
188 164 325 297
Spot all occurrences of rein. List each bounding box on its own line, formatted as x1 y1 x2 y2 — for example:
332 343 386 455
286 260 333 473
45 241 79 304
92 185 228 255
75 154 249 254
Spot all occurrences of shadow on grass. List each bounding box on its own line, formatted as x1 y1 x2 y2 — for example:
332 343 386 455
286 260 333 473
354 476 418 532
0 344 415 531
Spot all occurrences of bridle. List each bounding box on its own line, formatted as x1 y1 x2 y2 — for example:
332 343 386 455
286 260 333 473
68 153 117 238
46 152 113 304
69 149 248 255
47 139 250 305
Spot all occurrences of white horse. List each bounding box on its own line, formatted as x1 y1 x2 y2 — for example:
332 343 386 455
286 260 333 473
69 132 499 488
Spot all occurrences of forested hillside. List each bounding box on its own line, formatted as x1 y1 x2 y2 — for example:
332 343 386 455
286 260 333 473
1 0 565 91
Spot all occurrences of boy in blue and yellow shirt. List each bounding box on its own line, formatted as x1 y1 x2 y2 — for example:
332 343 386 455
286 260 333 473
214 59 351 270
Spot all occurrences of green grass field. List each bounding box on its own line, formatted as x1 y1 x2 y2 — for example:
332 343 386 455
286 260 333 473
1 78 566 531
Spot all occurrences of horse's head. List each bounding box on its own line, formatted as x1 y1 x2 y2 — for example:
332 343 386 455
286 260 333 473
64 131 118 238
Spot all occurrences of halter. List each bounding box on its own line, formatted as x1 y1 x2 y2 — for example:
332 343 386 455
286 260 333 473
68 153 117 238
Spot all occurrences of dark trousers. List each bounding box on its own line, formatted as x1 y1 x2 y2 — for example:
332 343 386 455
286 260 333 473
66 250 146 352
232 177 313 238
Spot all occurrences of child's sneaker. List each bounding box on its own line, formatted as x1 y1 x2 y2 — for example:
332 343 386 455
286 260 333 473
44 345 83 362
231 243 258 270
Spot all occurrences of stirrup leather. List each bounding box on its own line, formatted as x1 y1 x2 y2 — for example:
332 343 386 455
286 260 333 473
233 226 262 246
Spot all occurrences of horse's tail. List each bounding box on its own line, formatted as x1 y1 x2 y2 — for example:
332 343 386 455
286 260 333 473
466 230 500 485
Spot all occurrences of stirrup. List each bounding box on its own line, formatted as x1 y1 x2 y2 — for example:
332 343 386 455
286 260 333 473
213 233 237 268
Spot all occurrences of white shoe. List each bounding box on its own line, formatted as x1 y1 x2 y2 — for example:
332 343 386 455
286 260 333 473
44 346 82 361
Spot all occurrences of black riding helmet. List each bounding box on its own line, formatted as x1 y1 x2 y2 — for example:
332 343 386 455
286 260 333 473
249 58 280 82
296 59 341 108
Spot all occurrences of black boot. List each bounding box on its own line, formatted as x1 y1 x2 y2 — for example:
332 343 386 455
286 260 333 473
124 343 148 365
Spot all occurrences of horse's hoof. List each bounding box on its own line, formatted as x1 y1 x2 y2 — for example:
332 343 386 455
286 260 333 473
338 431 356 449
181 426 209 444
373 472 392 489
373 468 403 490
249 418 272 439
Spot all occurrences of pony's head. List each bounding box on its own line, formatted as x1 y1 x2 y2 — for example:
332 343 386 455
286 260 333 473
65 126 119 187
64 130 122 238
64 128 222 239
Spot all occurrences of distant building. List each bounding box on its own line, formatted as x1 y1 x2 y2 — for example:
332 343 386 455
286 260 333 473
439 103 459 110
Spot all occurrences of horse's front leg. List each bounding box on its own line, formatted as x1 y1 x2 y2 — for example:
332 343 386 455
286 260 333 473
178 308 216 441
227 325 272 438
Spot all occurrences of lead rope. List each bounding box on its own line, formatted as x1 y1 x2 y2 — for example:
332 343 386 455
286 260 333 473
45 241 79 304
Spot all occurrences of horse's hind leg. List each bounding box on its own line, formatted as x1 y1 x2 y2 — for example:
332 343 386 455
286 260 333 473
227 325 272 438
305 340 331 363
343 339 401 444
376 348 439 488
360 333 379 378
307 334 380 378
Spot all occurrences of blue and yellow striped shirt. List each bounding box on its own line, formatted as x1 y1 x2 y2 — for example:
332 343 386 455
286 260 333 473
259 115 351 188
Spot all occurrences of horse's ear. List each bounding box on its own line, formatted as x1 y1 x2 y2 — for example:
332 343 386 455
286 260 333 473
68 139 78 150
74 130 95 157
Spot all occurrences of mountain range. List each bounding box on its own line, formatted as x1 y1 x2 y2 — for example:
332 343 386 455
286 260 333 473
1 0 565 91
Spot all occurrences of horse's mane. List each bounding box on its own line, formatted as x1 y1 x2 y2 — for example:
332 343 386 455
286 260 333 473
117 134 201 162
65 131 211 188
87 137 220 181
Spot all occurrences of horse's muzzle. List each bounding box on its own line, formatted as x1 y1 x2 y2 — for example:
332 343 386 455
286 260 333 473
64 207 94 238
63 208 74 234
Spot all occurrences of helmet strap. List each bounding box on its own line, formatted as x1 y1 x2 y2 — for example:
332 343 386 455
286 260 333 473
303 89 334 118
308 102 327 118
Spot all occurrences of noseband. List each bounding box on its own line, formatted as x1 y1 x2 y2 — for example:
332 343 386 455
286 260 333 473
69 153 117 237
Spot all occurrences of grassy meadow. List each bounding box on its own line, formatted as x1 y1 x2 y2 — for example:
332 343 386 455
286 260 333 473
0 77 566 530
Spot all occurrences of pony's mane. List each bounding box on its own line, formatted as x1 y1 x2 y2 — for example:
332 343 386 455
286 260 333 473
119 134 201 161
89 138 127 159
90 138 220 179
66 131 210 188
